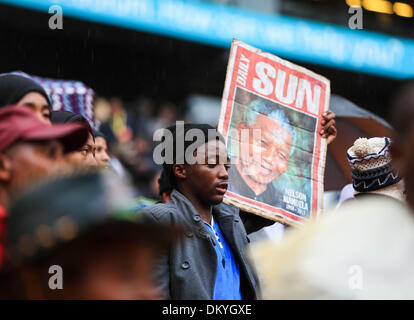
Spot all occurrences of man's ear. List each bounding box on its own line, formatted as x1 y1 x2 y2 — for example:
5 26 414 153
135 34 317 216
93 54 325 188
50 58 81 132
173 164 187 180
0 153 11 182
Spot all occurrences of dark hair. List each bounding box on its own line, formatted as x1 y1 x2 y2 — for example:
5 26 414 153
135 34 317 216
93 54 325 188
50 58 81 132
158 169 173 195
50 110 94 139
161 123 226 189
92 129 106 139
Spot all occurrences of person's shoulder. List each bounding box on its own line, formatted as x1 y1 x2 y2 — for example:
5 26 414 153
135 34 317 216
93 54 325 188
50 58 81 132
327 196 414 234
338 195 409 215
142 201 177 224
213 201 240 217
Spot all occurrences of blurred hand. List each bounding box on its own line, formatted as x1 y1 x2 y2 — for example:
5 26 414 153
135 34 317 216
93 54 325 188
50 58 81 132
320 110 337 145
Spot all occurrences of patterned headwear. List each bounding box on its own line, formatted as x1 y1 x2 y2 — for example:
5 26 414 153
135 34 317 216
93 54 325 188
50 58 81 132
0 73 51 108
7 71 95 127
347 137 401 193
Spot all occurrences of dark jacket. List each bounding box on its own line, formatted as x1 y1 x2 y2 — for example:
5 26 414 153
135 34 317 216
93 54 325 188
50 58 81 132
142 190 273 300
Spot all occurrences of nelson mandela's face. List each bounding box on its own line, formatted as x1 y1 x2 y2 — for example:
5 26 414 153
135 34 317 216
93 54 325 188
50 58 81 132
237 113 292 185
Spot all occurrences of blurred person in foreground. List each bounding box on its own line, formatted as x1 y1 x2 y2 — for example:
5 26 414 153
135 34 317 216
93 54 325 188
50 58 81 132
248 86 414 300
51 110 97 169
0 106 88 269
143 123 276 300
0 171 181 299
0 73 52 124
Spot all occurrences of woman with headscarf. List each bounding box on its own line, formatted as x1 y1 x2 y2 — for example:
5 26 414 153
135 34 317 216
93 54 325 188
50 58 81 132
51 110 97 169
0 73 51 124
92 129 110 169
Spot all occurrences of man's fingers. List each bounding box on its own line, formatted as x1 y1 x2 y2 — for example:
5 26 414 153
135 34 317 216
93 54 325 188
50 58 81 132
322 119 336 131
327 134 337 144
328 126 337 134
322 111 336 121
326 127 337 144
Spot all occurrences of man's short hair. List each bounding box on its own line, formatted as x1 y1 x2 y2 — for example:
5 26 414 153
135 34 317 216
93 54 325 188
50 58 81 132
162 123 226 188
241 99 296 155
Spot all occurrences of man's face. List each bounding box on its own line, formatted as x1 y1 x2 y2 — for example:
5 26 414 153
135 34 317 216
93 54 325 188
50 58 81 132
3 140 65 194
183 140 230 206
237 113 292 186
95 137 110 169
64 132 97 169
17 92 51 125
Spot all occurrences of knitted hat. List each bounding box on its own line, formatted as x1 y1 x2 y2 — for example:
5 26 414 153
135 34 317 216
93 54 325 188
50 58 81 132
347 137 402 196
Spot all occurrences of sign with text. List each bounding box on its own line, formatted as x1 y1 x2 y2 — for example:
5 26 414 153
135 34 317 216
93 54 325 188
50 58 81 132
218 40 330 226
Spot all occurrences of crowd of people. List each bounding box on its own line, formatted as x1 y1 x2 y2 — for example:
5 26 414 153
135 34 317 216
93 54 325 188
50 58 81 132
0 70 413 299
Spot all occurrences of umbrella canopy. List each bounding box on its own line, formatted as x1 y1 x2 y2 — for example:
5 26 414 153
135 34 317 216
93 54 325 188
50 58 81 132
324 94 393 191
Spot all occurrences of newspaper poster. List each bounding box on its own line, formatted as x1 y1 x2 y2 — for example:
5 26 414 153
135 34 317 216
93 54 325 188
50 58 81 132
218 40 330 226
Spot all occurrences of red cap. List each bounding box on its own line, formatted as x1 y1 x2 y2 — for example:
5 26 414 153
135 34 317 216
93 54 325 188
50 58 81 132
0 105 89 153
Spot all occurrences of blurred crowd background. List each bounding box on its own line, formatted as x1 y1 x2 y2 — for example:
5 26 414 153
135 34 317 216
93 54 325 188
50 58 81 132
0 0 413 239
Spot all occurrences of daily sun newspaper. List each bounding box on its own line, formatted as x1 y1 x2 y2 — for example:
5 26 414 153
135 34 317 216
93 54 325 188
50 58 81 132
218 40 330 226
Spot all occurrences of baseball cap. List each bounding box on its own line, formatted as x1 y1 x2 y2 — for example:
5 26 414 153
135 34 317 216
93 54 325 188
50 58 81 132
0 105 89 153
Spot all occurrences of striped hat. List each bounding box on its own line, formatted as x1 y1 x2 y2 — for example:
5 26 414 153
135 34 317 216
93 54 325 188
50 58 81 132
347 137 401 193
